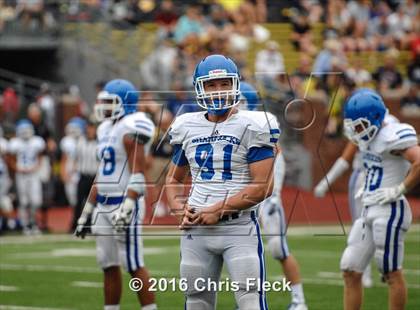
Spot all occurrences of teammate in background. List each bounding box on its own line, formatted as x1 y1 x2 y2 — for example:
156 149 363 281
340 89 420 310
75 79 157 310
241 82 307 310
0 126 13 232
60 117 86 209
8 120 46 235
166 55 279 309
314 89 400 288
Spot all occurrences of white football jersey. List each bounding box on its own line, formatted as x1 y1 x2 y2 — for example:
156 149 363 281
169 110 280 209
361 122 418 198
8 136 45 171
95 112 155 196
352 114 400 170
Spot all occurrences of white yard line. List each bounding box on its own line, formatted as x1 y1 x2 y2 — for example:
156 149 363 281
0 224 418 244
5 246 179 260
0 306 73 310
0 263 169 276
71 281 103 288
0 285 19 292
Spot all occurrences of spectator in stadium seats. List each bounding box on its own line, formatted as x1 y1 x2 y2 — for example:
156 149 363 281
289 9 316 55
346 58 371 87
173 4 204 44
1 87 19 122
372 49 403 92
407 53 420 85
16 0 44 30
409 34 420 59
313 39 345 74
0 1 17 31
290 54 312 93
400 82 420 117
387 5 413 48
367 11 393 51
255 40 285 77
140 37 177 90
326 0 351 35
154 0 179 38
206 3 229 31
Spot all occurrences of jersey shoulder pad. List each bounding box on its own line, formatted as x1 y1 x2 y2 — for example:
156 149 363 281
384 122 418 152
8 137 21 153
123 112 155 137
0 138 8 154
60 136 75 154
96 120 112 140
169 112 203 146
33 136 46 152
241 111 280 148
123 112 156 140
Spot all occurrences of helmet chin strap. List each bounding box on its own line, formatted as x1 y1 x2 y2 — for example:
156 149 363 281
208 108 230 116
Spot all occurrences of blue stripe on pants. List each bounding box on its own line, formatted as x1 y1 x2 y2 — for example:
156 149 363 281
134 201 141 270
383 202 397 274
348 169 360 221
278 206 289 258
251 211 268 310
393 200 404 271
126 223 132 273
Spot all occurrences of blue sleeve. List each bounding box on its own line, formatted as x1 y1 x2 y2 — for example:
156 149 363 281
172 144 188 166
247 146 274 163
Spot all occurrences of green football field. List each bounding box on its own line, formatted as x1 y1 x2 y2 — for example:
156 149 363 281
0 225 419 310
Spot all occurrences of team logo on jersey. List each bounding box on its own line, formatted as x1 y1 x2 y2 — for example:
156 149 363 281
208 69 227 77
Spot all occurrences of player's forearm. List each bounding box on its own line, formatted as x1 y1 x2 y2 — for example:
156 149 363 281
165 176 187 211
403 160 420 192
221 182 273 213
87 184 97 204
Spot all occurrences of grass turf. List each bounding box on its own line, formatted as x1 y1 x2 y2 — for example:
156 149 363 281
0 226 419 310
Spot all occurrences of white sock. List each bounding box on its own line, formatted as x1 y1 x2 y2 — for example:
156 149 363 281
291 283 305 304
104 305 120 310
142 304 157 310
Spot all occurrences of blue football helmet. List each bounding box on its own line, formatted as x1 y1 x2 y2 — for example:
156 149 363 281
95 79 139 121
239 81 258 111
65 117 86 137
16 119 34 140
343 88 386 146
193 54 241 115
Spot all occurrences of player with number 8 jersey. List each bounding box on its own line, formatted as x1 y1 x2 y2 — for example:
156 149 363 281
75 79 157 310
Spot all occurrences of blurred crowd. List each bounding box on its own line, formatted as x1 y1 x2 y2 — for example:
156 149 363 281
0 0 59 32
0 0 420 233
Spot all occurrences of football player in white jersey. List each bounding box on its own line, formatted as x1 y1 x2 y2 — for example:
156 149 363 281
340 89 420 310
166 55 279 310
60 117 86 208
8 120 46 235
0 126 13 230
75 79 157 310
240 82 307 310
314 88 401 288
